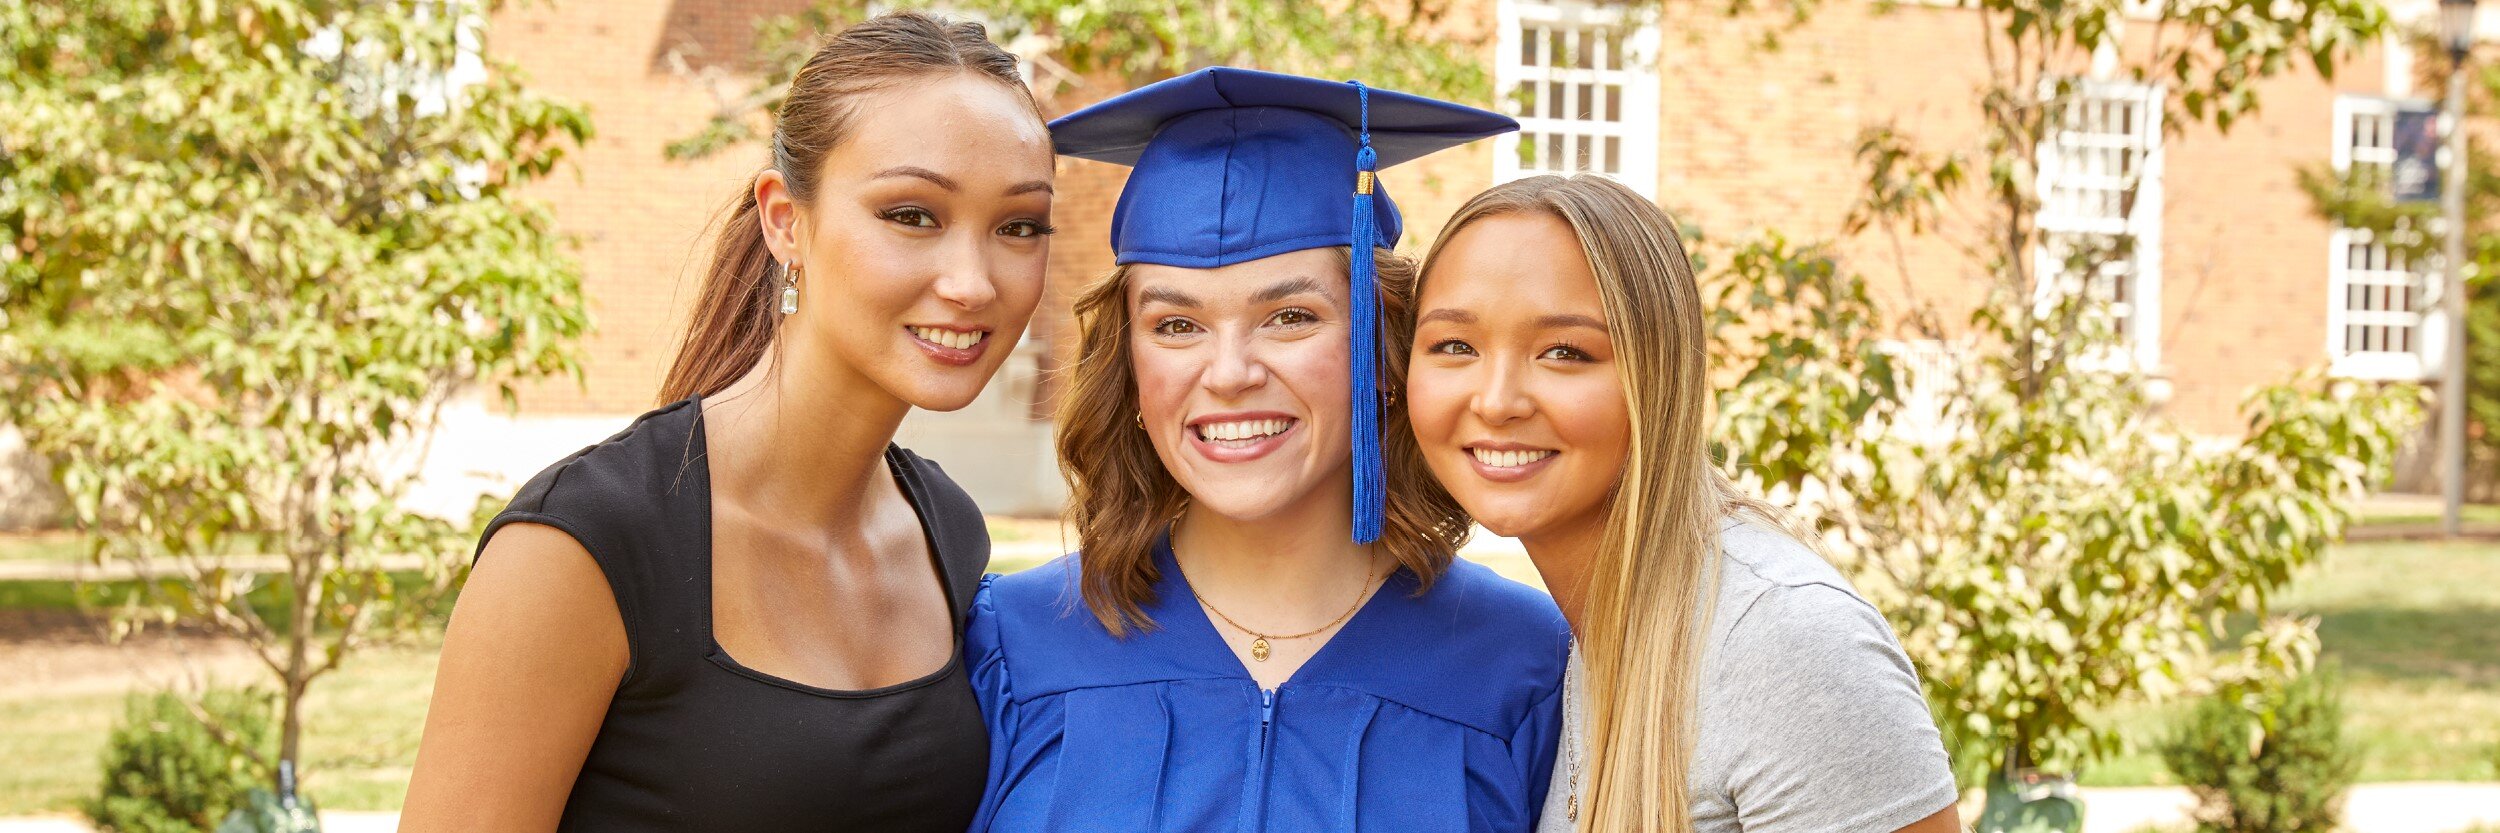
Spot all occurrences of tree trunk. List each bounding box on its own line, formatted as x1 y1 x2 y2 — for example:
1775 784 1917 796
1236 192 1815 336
279 540 317 794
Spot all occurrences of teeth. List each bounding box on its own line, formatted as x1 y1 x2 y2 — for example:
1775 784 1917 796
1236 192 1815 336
912 327 984 350
1470 448 1556 468
1195 418 1291 442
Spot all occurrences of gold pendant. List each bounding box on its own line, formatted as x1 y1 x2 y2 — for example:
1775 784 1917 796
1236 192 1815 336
1250 637 1271 662
1566 794 1578 821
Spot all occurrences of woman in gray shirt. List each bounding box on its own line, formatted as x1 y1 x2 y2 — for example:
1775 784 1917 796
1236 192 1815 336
1400 174 1962 832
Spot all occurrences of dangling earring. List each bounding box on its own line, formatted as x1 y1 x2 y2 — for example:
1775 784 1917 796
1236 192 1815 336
779 261 802 315
1135 412 1145 430
1381 387 1399 408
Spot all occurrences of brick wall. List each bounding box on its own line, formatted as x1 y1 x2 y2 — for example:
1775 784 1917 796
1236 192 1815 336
489 0 2407 437
487 0 815 415
1646 2 2399 433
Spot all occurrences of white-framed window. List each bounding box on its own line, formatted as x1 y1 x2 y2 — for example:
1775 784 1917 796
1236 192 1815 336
1492 0 1661 198
1875 338 1966 439
2327 95 2437 380
2035 79 2165 370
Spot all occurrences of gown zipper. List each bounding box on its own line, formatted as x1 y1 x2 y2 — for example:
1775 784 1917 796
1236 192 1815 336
1259 688 1276 750
1238 687 1279 832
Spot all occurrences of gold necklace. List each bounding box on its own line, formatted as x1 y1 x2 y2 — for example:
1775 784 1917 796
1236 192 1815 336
1170 517 1380 662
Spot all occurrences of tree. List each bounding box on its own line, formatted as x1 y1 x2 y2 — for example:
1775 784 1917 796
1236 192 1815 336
1700 0 2416 821
2295 27 2500 498
664 0 1496 161
0 0 591 795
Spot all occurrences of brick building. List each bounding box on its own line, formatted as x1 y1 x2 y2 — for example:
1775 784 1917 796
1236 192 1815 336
414 0 2476 516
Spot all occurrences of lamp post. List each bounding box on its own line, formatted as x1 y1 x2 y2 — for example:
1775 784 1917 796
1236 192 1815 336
2442 0 2477 538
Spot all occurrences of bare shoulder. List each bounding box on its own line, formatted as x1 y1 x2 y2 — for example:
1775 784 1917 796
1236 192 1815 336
400 522 627 832
459 522 625 640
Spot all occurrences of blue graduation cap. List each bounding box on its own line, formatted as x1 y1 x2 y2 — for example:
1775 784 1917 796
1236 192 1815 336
1050 67 1517 544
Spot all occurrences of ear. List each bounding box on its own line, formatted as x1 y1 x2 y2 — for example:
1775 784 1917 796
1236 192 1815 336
755 168 805 264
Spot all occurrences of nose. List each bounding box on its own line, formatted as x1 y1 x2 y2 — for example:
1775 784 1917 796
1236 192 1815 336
931 233 999 311
1471 360 1535 426
1201 329 1269 398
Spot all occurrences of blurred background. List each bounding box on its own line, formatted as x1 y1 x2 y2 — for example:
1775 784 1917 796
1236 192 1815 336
4 0 2499 831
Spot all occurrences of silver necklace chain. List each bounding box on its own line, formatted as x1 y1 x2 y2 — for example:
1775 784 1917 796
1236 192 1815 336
1563 642 1583 821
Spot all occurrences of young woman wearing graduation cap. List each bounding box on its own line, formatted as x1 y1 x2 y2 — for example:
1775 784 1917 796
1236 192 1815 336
401 13 1053 831
965 68 1569 831
1404 176 1963 833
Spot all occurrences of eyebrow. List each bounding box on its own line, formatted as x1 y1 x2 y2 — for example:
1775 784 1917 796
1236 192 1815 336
1250 277 1333 306
873 166 1053 198
1534 313 1610 331
1417 309 1477 326
872 166 959 190
1137 285 1202 308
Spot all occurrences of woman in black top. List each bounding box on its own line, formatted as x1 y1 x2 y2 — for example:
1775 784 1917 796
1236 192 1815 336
400 12 1055 831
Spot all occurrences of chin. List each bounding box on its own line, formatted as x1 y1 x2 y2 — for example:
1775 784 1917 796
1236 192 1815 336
900 385 985 412
1177 479 1308 523
1459 501 1554 540
882 363 1003 412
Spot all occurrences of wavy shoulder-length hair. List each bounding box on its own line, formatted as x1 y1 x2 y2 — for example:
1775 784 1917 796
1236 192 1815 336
1055 247 1472 636
1419 175 1786 833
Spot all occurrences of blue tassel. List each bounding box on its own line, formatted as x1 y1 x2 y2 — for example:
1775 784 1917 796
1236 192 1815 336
1348 82 1385 545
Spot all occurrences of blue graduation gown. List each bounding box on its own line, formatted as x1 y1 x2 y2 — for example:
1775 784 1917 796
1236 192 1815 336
966 538 1569 832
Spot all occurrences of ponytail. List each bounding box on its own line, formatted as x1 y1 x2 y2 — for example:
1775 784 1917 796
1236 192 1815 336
659 180 782 403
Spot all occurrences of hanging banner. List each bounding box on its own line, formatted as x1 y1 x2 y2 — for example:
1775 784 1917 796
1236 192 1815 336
2393 106 2441 204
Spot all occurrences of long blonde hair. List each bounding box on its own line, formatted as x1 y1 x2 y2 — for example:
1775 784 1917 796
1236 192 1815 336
1419 175 1778 832
1054 247 1474 635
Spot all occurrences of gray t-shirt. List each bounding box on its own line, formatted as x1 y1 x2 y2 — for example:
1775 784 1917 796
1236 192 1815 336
1536 521 1960 832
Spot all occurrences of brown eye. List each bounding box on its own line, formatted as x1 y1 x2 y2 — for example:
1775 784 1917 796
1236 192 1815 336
1540 344 1593 362
882 207 939 228
1429 340 1477 357
1152 318 1202 336
999 219 1056 238
1270 308 1317 327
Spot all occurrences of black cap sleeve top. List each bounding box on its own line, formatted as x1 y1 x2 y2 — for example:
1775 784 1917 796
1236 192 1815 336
472 397 990 831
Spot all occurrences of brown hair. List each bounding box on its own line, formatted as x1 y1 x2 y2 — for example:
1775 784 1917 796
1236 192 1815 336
1056 248 1474 636
658 12 1038 403
1421 175 1788 833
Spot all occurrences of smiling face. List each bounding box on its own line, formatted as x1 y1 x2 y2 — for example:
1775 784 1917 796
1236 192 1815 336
1407 212 1631 544
1129 247 1355 523
757 72 1055 412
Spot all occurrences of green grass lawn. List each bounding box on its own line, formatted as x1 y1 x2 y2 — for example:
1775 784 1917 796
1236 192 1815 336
0 532 91 565
0 539 2489 816
2082 538 2500 786
2349 499 2500 528
0 640 440 815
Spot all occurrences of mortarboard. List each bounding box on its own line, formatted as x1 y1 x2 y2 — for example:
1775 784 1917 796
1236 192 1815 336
1049 67 1517 544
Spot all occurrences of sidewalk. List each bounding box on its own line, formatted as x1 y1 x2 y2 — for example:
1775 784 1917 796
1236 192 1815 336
0 556 430 583
0 784 2491 832
2076 782 2500 833
0 812 395 833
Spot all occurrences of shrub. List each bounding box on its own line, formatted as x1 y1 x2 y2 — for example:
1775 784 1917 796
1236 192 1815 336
2157 667 2360 833
85 688 274 833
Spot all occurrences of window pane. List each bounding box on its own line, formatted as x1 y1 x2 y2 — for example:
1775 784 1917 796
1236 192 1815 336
1606 86 1622 122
